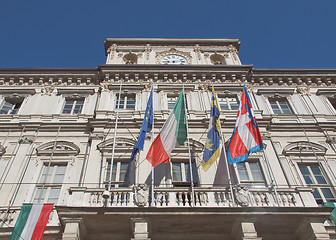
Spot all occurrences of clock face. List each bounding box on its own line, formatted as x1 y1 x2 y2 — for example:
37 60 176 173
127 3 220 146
161 55 187 65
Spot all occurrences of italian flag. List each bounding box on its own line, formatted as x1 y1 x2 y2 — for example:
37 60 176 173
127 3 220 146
147 91 187 167
10 203 53 240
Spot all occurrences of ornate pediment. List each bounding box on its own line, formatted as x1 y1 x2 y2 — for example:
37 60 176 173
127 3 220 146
283 141 327 156
36 141 80 156
97 137 137 152
156 48 192 64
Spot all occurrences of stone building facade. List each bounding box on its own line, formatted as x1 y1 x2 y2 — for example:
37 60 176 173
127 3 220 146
0 38 336 239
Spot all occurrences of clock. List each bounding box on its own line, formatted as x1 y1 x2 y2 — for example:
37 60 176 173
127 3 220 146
161 55 187 65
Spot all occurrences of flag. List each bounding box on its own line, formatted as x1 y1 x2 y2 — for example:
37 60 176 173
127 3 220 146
227 85 264 164
202 86 221 171
131 87 153 161
10 203 53 240
146 91 187 168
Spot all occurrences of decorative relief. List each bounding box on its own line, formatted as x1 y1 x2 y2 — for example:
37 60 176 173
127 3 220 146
41 85 55 96
234 185 250 207
19 136 34 144
133 184 149 207
228 45 238 61
194 44 202 60
283 141 327 156
109 43 118 60
145 44 152 61
210 52 225 65
142 82 153 92
198 83 210 91
36 141 80 156
0 144 6 156
156 48 192 64
297 86 310 95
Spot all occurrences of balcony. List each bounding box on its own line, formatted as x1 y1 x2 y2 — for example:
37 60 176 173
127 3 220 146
67 185 318 208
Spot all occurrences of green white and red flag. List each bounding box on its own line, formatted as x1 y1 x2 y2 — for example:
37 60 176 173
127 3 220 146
146 91 187 167
10 203 53 240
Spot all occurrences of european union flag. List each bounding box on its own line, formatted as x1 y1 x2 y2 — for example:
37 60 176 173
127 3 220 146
131 87 153 161
202 87 221 171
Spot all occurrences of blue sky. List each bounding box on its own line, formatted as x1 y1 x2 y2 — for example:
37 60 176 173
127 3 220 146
0 0 335 69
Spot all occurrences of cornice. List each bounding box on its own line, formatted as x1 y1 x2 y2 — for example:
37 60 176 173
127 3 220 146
0 66 335 87
104 38 241 55
0 68 99 87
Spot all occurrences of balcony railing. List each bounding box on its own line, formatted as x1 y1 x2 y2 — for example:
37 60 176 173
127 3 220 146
68 185 317 208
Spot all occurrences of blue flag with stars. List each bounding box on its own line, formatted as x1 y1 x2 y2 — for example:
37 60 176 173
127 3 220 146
131 87 153 161
202 86 221 171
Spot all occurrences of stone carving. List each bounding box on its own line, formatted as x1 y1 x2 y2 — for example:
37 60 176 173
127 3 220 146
133 184 149 207
142 82 153 92
19 136 34 144
198 83 210 91
100 81 114 92
156 48 192 64
194 44 202 60
234 185 250 207
297 86 310 95
0 144 5 156
41 85 55 96
108 43 118 60
145 44 152 61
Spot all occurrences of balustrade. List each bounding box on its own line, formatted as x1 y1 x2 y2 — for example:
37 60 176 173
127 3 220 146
67 185 315 208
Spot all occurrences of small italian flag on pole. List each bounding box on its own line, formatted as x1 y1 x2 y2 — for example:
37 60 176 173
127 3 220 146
146 91 187 167
10 203 53 240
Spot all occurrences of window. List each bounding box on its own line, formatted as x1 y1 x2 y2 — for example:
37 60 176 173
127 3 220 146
269 98 292 114
299 165 335 204
236 161 265 187
167 95 188 110
116 94 135 110
171 161 198 186
105 161 130 188
0 100 22 114
34 165 66 204
62 99 84 114
218 96 239 110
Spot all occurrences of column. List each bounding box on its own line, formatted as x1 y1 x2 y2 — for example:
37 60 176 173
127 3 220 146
131 217 151 240
231 219 262 240
62 217 86 240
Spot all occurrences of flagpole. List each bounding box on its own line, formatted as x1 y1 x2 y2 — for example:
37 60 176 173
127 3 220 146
151 85 155 207
182 83 195 207
212 85 236 207
108 79 123 192
262 148 281 206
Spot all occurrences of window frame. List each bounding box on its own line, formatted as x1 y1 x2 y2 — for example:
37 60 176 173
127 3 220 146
104 159 131 188
62 99 84 114
167 94 188 111
217 95 239 111
115 94 136 110
171 159 198 187
298 163 335 204
33 164 67 204
235 160 266 188
0 100 22 115
268 97 293 114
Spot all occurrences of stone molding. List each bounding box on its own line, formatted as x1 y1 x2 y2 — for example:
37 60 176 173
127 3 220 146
155 48 192 64
36 141 80 156
283 141 327 156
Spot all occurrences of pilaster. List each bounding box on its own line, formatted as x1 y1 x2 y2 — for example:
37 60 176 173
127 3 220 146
62 217 87 240
296 219 330 240
131 217 151 240
231 219 262 240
